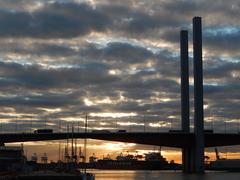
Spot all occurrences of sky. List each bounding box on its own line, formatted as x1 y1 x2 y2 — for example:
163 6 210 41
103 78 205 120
0 0 240 162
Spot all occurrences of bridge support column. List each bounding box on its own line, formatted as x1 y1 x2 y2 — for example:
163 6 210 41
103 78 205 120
183 145 204 173
192 16 205 173
182 148 192 173
180 17 205 173
180 29 191 173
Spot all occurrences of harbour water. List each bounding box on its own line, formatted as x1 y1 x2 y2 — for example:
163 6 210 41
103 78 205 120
90 170 240 180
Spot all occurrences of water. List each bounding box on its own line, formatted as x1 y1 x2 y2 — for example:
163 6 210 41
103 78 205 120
89 170 240 180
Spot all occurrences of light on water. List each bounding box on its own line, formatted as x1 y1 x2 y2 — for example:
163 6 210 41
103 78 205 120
90 170 240 180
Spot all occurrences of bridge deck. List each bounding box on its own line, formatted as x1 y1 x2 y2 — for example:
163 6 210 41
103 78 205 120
1 132 240 148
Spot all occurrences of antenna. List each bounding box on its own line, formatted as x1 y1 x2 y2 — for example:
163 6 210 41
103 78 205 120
15 116 18 133
159 146 162 155
30 117 32 133
143 115 146 132
59 119 61 133
45 118 47 129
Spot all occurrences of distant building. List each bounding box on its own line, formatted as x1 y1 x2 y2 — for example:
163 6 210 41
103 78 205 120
0 145 26 172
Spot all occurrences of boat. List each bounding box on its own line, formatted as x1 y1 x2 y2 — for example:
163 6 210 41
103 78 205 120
94 151 178 170
208 148 240 171
0 144 95 180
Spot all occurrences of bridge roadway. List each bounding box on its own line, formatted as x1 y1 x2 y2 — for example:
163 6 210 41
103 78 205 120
1 132 240 148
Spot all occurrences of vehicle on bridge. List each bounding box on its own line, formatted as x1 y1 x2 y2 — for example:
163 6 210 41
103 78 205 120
33 129 53 134
91 130 111 133
168 129 214 133
116 130 127 133
204 129 214 133
168 129 183 133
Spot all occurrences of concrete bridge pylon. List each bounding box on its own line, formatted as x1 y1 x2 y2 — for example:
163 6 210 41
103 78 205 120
180 17 204 173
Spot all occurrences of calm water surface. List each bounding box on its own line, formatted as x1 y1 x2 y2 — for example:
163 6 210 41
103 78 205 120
89 170 240 180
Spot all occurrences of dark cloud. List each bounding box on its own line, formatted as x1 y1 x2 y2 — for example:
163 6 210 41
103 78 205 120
0 2 110 38
81 42 154 64
205 61 240 79
0 42 77 58
0 93 79 107
119 78 179 94
0 61 118 90
204 27 240 55
0 0 239 57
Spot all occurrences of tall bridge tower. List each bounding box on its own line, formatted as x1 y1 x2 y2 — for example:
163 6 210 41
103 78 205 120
180 17 204 173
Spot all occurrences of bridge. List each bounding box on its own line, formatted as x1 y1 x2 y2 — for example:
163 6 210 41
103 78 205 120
0 17 239 174
1 132 240 148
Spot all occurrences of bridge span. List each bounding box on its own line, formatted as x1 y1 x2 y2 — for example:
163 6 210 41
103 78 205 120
1 132 240 148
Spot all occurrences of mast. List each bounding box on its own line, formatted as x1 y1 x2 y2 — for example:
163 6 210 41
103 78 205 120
215 148 220 160
84 114 88 173
58 142 61 162
71 124 74 163
66 124 69 162
75 138 77 163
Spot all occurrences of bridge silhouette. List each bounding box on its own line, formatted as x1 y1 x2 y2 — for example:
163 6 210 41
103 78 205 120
1 132 240 148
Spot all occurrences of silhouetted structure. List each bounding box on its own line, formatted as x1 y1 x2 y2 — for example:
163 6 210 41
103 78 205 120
180 30 190 133
180 17 205 173
179 17 205 173
180 30 191 173
193 16 204 173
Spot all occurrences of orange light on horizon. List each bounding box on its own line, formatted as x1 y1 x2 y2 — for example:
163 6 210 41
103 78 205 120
6 141 240 165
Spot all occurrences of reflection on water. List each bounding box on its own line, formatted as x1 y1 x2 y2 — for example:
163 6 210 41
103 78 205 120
88 170 240 180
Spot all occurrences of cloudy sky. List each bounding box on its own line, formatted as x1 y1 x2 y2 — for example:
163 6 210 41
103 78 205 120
0 0 240 161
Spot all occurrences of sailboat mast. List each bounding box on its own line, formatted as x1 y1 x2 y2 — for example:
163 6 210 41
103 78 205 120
84 114 88 173
71 124 74 162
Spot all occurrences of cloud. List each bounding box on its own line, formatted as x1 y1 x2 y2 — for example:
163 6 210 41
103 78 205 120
0 0 239 137
0 2 110 38
81 42 154 64
0 61 118 90
204 27 240 55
